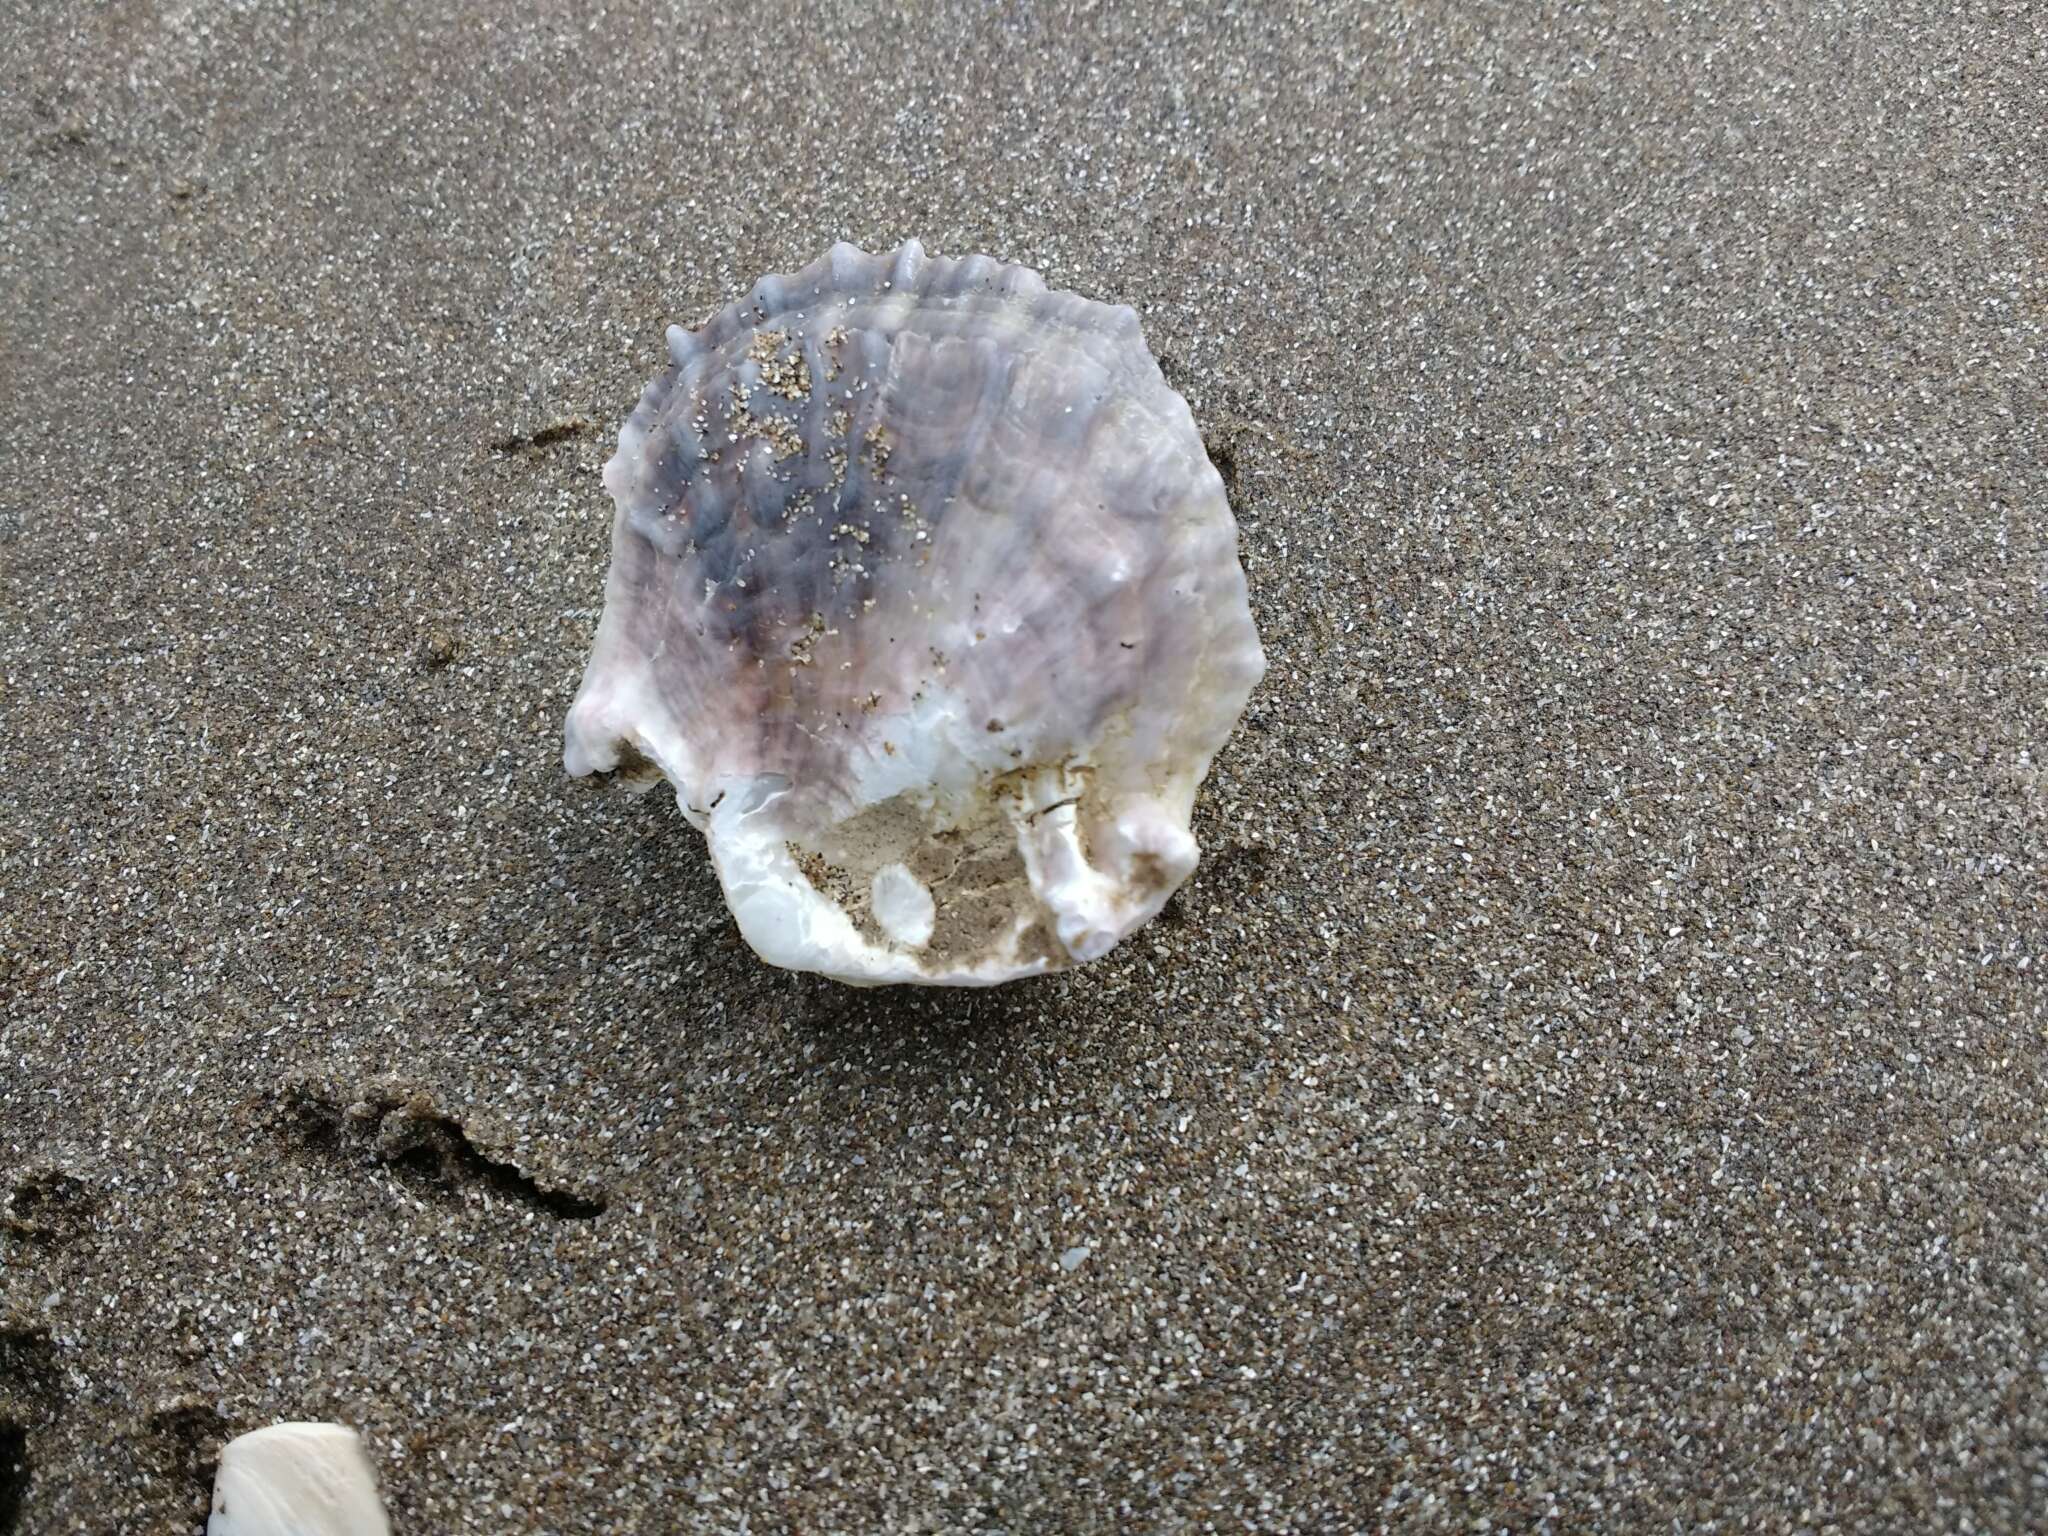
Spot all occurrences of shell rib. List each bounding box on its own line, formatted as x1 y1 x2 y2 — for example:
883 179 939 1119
565 240 1264 985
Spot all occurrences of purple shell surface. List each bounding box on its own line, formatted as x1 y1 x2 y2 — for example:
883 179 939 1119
565 240 1264 985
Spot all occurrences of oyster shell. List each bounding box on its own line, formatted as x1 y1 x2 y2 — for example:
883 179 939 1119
565 240 1264 985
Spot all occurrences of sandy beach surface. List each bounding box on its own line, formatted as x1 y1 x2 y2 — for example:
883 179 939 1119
3 1 2044 1530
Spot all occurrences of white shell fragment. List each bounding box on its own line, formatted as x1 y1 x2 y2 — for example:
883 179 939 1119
565 240 1265 985
208 1422 392 1536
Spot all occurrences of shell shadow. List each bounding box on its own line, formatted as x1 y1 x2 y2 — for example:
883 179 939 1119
790 971 1078 1082
546 780 1108 1102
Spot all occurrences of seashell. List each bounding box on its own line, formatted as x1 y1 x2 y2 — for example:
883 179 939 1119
208 1422 391 1536
564 241 1264 986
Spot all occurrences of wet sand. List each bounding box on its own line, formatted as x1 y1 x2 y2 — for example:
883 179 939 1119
2 0 2044 1529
